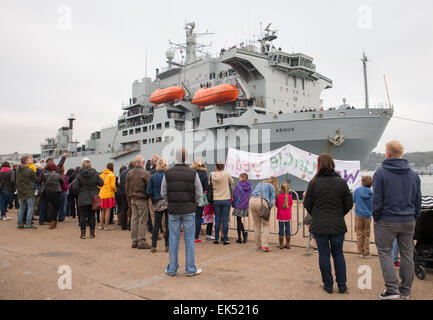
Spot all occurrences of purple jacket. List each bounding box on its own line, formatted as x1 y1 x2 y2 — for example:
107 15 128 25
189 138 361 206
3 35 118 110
231 181 254 209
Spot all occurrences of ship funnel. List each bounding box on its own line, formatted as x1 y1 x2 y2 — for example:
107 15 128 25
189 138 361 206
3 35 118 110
67 114 76 129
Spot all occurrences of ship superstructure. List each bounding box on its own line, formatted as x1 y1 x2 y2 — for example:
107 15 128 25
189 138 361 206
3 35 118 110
41 22 393 190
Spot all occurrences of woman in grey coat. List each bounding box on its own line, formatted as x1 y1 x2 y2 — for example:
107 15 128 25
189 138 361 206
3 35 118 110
71 158 104 239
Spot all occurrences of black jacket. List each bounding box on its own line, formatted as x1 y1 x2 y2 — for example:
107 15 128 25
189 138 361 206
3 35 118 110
165 164 197 214
41 172 65 193
119 167 132 196
0 169 15 192
70 168 104 207
303 170 353 235
196 169 208 193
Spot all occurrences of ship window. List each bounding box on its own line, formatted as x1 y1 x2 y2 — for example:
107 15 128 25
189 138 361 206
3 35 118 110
157 123 162 130
165 122 170 128
152 138 155 143
122 131 127 136
152 125 155 130
302 79 305 90
129 129 133 135
156 137 162 143
143 139 147 144
293 77 297 88
135 128 141 134
143 126 147 132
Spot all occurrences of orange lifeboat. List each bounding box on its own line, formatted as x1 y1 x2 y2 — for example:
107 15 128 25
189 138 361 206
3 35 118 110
192 84 239 107
150 86 185 105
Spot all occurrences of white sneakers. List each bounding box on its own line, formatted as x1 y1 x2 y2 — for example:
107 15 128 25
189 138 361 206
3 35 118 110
187 268 203 277
206 235 215 240
2 217 11 221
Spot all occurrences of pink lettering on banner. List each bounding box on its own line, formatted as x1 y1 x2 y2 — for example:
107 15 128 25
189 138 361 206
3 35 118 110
242 161 251 173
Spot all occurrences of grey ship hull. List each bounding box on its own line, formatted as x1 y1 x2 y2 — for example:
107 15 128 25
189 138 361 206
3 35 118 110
59 107 392 191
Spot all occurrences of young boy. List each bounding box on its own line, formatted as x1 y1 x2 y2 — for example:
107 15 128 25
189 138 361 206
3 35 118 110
353 176 373 258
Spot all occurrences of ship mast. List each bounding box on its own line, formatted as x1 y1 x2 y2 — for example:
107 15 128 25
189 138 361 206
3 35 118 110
362 51 369 109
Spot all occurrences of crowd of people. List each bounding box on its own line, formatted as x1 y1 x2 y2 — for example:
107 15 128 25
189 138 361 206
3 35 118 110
0 140 423 299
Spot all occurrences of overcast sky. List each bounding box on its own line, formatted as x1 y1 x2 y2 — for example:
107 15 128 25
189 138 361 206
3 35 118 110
1 0 432 155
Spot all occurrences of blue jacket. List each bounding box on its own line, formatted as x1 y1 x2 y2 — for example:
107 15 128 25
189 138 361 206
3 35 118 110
372 158 422 222
146 170 165 201
353 186 373 218
251 182 276 209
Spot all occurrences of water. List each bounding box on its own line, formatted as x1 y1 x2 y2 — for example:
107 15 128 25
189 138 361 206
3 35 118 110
362 171 433 196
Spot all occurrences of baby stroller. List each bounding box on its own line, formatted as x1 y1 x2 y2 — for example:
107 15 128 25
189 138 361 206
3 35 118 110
414 196 433 280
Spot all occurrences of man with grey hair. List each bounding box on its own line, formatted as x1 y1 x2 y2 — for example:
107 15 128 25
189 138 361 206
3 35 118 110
125 155 151 249
373 141 422 300
161 148 203 276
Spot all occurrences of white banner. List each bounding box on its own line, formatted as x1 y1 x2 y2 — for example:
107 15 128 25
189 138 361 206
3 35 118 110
225 144 361 190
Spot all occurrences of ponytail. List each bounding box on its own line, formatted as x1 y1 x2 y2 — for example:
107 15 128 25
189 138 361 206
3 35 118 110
283 194 288 209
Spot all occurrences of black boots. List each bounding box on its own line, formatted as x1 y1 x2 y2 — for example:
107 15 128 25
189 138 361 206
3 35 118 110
80 229 86 239
236 226 242 244
90 228 95 239
243 231 248 243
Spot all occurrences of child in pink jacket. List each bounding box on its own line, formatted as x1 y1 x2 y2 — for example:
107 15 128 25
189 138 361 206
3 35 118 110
275 183 293 249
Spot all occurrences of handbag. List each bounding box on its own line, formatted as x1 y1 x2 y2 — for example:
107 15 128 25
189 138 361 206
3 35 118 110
78 175 101 211
259 183 271 221
154 198 168 212
198 191 209 207
39 173 54 198
303 213 312 225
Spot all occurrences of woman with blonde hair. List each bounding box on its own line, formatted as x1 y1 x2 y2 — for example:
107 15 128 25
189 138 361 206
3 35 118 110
98 163 117 231
146 158 169 252
275 183 293 249
190 158 209 243
249 176 278 252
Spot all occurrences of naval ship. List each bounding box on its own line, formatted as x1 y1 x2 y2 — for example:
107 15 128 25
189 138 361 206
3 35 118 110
40 22 393 190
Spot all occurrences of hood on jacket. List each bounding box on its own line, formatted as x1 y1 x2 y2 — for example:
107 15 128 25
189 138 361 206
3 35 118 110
358 186 373 200
1 167 11 173
238 180 253 192
211 171 228 183
382 158 410 174
101 168 113 177
80 168 97 179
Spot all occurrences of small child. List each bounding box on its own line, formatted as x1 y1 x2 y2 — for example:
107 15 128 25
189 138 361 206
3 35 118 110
231 173 253 244
276 183 293 249
353 176 373 258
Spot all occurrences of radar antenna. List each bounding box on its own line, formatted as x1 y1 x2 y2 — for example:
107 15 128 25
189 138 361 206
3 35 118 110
168 22 214 65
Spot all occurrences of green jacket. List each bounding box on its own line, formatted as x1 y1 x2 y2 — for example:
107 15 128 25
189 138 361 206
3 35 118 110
16 165 37 200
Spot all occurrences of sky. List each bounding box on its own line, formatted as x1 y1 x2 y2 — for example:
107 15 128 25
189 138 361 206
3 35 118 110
0 0 432 155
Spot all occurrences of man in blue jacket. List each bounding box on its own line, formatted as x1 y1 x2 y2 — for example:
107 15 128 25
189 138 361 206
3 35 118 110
373 141 421 300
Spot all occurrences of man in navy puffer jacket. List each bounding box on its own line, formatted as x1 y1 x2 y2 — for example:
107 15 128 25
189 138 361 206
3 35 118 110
373 141 421 300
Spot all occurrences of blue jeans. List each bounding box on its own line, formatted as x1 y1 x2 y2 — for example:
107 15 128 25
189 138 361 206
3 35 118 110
213 200 231 242
17 197 35 227
58 192 68 222
167 213 197 276
392 238 399 263
0 190 13 217
278 221 291 236
314 234 347 289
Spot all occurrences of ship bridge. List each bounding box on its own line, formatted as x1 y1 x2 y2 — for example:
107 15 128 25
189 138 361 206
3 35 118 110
269 52 333 88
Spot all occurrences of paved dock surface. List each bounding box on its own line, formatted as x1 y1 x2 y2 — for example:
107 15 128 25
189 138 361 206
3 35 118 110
1 210 432 300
